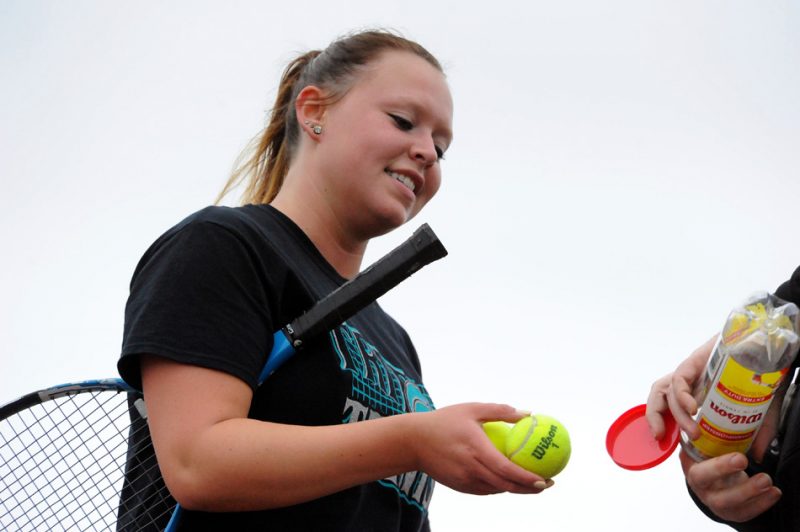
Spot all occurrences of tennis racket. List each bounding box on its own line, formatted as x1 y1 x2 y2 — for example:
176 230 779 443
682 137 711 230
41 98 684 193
0 223 447 532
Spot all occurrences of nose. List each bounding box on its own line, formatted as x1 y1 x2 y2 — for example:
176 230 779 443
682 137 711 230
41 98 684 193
411 136 438 168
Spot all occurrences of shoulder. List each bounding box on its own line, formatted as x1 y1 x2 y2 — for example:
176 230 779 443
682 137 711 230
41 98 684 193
128 204 333 307
140 204 290 262
172 204 276 240
129 204 295 291
170 204 318 257
185 203 273 226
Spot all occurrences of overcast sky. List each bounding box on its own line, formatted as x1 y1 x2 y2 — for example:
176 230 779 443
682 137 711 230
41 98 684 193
2 1 799 530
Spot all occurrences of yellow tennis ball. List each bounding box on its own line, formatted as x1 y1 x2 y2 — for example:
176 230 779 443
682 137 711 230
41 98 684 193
482 421 512 453
506 414 571 479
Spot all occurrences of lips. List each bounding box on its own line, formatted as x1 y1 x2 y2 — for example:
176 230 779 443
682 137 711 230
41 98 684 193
385 169 418 193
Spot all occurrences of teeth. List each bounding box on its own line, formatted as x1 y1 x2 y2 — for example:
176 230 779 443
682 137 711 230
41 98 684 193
386 170 415 192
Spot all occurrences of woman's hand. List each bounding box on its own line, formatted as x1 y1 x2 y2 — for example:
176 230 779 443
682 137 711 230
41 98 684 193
409 403 553 496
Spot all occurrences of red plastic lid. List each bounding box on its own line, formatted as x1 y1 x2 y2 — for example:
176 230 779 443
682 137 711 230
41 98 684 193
606 404 680 470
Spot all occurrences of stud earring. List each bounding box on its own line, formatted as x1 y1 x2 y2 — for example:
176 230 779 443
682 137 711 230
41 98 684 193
304 120 322 135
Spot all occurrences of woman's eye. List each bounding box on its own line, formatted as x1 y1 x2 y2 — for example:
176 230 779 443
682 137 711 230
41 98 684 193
390 114 413 131
389 113 446 161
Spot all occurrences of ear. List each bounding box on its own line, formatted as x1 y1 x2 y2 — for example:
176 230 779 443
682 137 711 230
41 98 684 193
295 85 327 139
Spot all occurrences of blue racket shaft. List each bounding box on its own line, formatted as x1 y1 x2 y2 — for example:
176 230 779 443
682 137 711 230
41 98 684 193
259 331 295 383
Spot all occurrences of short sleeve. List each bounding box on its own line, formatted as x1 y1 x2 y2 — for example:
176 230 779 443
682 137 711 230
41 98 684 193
118 219 276 390
775 265 800 305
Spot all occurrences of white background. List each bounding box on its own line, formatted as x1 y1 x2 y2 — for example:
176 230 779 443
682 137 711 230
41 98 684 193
2 1 799 530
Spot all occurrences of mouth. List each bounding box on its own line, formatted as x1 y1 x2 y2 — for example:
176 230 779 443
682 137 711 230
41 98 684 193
385 169 417 194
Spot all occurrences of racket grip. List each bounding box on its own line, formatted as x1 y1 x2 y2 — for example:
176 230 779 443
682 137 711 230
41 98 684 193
287 223 447 346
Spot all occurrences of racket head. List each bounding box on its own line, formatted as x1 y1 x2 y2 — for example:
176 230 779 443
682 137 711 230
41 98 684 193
0 379 175 531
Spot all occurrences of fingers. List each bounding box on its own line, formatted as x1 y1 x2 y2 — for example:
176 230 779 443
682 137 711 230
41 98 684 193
434 437 551 496
646 368 698 440
681 452 747 490
475 451 554 494
472 403 559 493
472 411 551 493
476 403 531 424
667 337 717 437
418 403 554 496
666 377 699 438
681 452 782 522
647 335 717 440
646 373 672 439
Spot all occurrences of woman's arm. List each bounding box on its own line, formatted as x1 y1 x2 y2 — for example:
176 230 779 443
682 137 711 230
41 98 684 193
142 355 548 512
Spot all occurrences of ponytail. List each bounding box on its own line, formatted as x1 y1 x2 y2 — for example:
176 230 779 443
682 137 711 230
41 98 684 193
216 51 320 205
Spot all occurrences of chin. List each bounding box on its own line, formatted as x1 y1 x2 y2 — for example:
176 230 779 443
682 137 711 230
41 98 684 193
364 208 412 237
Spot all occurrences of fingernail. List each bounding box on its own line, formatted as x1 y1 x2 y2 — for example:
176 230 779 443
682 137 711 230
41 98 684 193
729 454 747 469
516 409 531 416
755 474 772 491
533 481 548 490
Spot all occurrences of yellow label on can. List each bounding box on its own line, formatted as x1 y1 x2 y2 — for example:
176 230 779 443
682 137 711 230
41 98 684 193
692 356 787 457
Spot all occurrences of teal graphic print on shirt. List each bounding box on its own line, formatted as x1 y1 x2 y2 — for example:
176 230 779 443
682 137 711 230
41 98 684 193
330 322 435 512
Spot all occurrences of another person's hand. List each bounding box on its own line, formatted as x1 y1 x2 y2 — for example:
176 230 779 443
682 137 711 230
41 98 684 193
410 403 553 496
646 335 717 440
679 451 781 522
646 336 783 522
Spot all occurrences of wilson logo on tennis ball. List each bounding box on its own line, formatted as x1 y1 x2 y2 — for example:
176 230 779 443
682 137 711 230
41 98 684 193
531 424 561 459
506 414 571 479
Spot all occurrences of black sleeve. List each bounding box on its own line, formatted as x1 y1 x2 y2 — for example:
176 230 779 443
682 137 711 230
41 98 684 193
775 265 800 305
118 219 275 391
688 483 775 531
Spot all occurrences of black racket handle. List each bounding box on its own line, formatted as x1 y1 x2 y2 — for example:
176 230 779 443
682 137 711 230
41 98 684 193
286 224 447 348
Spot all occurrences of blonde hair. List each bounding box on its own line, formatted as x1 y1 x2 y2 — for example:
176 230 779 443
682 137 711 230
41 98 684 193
217 30 443 205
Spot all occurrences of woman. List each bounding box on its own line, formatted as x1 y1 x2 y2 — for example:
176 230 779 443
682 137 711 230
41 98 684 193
118 30 550 531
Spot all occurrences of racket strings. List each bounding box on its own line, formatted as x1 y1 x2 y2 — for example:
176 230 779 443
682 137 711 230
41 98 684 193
0 389 176 531
1 390 132 530
27 394 132 530
115 408 176 531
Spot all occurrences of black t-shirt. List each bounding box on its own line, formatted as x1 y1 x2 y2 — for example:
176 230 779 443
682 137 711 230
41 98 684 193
117 205 435 531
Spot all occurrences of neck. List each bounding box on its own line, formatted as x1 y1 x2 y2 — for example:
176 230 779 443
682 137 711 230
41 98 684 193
271 188 367 279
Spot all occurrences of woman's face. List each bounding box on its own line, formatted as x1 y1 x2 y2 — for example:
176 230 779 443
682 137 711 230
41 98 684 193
314 50 453 237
